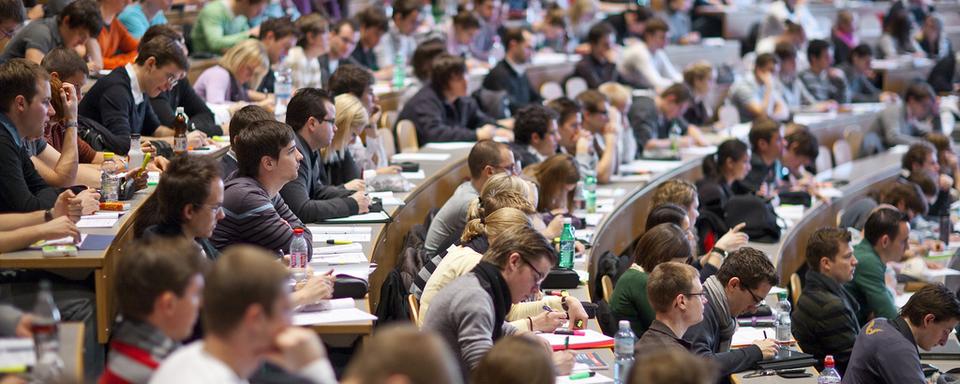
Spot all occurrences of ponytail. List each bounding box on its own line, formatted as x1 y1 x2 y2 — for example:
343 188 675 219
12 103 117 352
703 139 749 181
701 153 721 180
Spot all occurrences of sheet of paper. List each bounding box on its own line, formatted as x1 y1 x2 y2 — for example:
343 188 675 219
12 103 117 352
311 252 368 265
31 234 87 248
298 298 356 312
609 174 651 183
76 218 118 228
422 142 476 150
313 243 363 255
537 329 614 350
293 307 378 326
732 326 790 347
595 187 627 197
775 205 805 222
307 226 372 234
321 211 391 223
620 160 684 175
401 170 427 180
0 338 35 369
556 373 613 384
584 213 604 227
390 153 451 162
312 233 371 243
329 262 374 280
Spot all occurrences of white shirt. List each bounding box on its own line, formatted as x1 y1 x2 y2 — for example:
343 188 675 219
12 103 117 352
125 63 144 105
374 22 417 70
617 41 682 93
760 0 823 39
283 46 324 89
150 342 337 384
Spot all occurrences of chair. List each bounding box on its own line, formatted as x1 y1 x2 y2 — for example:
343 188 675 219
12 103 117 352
815 145 832 173
565 77 588 98
789 273 802 307
378 128 396 160
832 139 853 166
407 294 420 325
836 209 845 227
395 120 419 153
601 275 614 303
540 81 564 100
843 125 864 161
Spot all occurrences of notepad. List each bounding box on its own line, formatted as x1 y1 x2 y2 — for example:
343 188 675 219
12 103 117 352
368 192 405 206
584 213 603 227
293 307 378 326
0 338 35 370
320 211 391 223
313 243 364 255
402 170 427 180
732 326 791 347
423 142 476 150
298 298 356 312
391 153 451 162
537 329 614 351
76 217 118 228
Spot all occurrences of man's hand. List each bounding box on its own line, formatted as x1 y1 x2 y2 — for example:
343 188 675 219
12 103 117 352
148 156 170 172
351 191 371 214
59 82 79 122
552 351 575 375
14 314 33 338
754 338 779 359
940 174 953 191
186 130 210 149
575 131 593 156
563 297 589 330
531 310 568 332
38 216 81 244
714 223 748 251
52 190 81 221
344 179 365 191
268 327 327 372
74 189 101 215
123 168 148 191
294 272 334 305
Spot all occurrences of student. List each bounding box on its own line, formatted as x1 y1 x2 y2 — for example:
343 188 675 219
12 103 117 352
481 27 542 115
629 83 707 157
472 336 557 384
278 88 368 223
191 0 266 55
760 0 820 40
32 62 85 187
741 119 785 195
443 11 481 61
254 17 298 95
350 6 388 73
618 18 682 92
602 6 650 45
780 127 819 182
901 141 952 215
0 204 81 252
193 39 273 110
538 7 568 53
373 0 419 75
78 35 193 155
326 64 396 174
636 262 706 354
572 23 623 89
878 83 939 147
682 62 717 127
629 349 717 384
149 246 337 383
0 59 99 213
469 0 504 62
844 283 960 384
211 120 314 257
845 207 909 325
839 181 926 230
755 20 807 58
927 133 960 190
118 0 170 39
525 153 581 219
662 0 699 44
729 53 789 123
282 14 330 90
320 93 367 187
0 0 101 64
876 9 921 59
611 223 695 337
547 97 591 160
681 247 779 376
575 90 618 183
95 0 139 70
775 42 817 109
598 82 639 162
831 10 857 65
651 179 748 266
318 19 359 78
511 104 559 169
840 44 896 103
918 15 952 60
341 325 461 384
41 48 101 165
421 225 573 376
328 63 377 115
798 39 850 103
397 54 511 146
0 0 25 51
220 105 272 177
101 236 207 384
696 139 752 221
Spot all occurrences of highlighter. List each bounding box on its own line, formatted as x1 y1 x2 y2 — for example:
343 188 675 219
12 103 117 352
568 372 596 380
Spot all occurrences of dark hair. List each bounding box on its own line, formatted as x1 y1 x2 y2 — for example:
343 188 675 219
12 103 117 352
0 59 50 113
786 127 819 160
634 223 693 273
629 349 717 384
806 39 831 61
141 24 183 45
357 6 389 31
626 6 653 22
702 139 749 180
514 104 558 146
59 0 102 38
136 35 189 70
430 54 467 93
503 27 527 50
927 132 953 159
0 0 25 23
116 236 207 321
411 39 447 81
234 120 296 179
468 140 507 179
748 118 781 150
851 43 873 60
647 262 700 313
863 207 909 246
203 245 289 336
328 63 375 98
804 227 852 272
332 18 356 35
286 87 332 131
392 0 421 19
716 247 779 289
885 9 913 47
661 83 693 104
259 17 298 41
643 17 669 38
900 283 960 325
907 171 937 198
453 10 481 30
133 154 223 238
295 13 328 48
546 97 581 126
472 336 555 384
41 48 87 79
754 53 779 72
228 105 273 148
774 41 796 60
645 203 687 231
576 89 607 113
901 141 935 171
882 181 928 216
346 325 460 384
586 22 614 45
904 82 935 103
482 223 558 268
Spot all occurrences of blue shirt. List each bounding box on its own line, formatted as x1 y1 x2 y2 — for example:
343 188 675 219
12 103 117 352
118 4 168 39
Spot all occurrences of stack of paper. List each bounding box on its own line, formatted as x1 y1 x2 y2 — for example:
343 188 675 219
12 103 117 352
307 226 373 243
320 211 391 223
293 298 378 326
77 212 120 228
620 160 684 175
391 153 451 162
537 329 614 351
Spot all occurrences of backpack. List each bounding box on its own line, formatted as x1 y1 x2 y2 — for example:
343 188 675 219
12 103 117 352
724 195 781 243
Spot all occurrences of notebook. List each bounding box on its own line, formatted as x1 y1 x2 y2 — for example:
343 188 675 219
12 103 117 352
537 329 614 351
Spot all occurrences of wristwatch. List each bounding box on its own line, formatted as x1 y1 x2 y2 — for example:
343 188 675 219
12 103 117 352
712 246 728 259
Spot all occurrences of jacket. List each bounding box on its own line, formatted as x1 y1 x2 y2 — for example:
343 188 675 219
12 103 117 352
845 240 898 325
791 270 861 374
278 133 359 222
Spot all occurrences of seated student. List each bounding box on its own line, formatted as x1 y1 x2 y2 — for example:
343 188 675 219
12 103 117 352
696 139 751 222
318 20 359 80
845 283 960 383
0 0 101 65
279 88 368 223
547 97 591 160
775 42 817 110
101 236 207 384
326 64 398 175
602 6 650 45
95 0 139 70
618 18 682 92
538 7 569 53
846 207 909 325
150 246 337 384
350 6 388 73
220 105 271 177
322 93 368 187
598 82 639 162
611 223 696 337
629 83 707 158
840 44 896 103
421 225 573 376
397 54 511 146
572 23 624 90
30 65 88 187
629 348 717 384
741 119 785 195
780 127 820 185
831 10 857 65
918 15 952 60
840 181 926 230
472 335 560 384
118 0 170 39
0 202 81 252
0 59 99 213
191 0 265 55
41 48 104 165
878 83 939 147
662 0 699 45
78 35 197 155
442 11 481 62
729 53 789 123
644 203 704 272
926 133 960 190
211 120 314 257
511 104 559 169
525 154 581 220
791 227 860 375
761 0 821 39
681 247 779 376
481 28 542 115
756 20 807 59
636 261 706 354
0 0 25 52
193 39 274 111
142 26 220 137
905 142 955 218
372 0 418 78
575 90 618 183
469 0 505 62
876 9 922 59
254 17 297 94
282 14 330 90
341 325 460 384
682 61 717 128
798 39 850 103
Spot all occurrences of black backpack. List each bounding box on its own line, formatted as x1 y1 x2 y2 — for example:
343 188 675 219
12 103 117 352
724 195 781 243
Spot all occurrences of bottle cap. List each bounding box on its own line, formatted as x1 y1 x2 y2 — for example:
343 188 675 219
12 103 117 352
563 217 573 224
293 228 304 235
824 355 835 367
777 291 787 300
618 320 630 328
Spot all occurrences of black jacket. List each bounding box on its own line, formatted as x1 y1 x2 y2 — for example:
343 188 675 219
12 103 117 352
396 84 497 146
572 54 622 89
482 60 542 115
150 80 220 136
277 133 359 222
78 67 160 155
0 113 58 212
791 270 861 375
322 149 361 187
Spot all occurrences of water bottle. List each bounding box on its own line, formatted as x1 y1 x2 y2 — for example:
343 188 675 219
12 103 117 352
32 280 64 383
127 134 144 171
274 64 293 120
489 36 505 66
669 121 682 157
818 355 842 383
718 100 739 136
572 180 585 210
613 320 635 384
774 291 793 357
100 152 119 202
290 228 309 282
392 50 406 90
559 218 575 269
173 107 188 154
584 174 597 214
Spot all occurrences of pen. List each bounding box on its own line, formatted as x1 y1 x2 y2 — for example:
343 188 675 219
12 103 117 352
554 329 585 336
564 336 569 350
763 330 768 339
542 305 553 312
568 372 596 380
326 239 353 245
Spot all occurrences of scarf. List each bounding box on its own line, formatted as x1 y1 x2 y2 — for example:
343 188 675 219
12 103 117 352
703 275 737 351
834 29 858 48
472 261 513 341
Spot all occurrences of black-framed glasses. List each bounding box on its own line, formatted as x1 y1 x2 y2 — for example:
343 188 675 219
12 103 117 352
522 258 545 284
744 287 765 305
685 291 709 302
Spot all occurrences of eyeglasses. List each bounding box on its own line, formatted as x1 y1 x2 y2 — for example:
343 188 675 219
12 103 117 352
744 287 765 305
163 71 181 87
522 258 546 286
196 203 223 214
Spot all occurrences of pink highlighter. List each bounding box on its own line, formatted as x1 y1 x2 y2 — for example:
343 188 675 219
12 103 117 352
554 329 585 336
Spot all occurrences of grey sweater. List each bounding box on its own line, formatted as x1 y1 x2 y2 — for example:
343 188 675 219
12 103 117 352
421 272 518 376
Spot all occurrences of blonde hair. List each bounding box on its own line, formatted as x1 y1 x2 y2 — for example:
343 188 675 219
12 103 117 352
219 39 269 88
598 82 631 110
464 174 536 227
460 207 533 244
569 0 597 24
683 61 715 86
323 93 369 162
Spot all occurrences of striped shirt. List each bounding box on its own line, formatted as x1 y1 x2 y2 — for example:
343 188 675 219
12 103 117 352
100 319 177 384
212 176 314 258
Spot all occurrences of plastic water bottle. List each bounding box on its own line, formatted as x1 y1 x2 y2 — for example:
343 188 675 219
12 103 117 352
32 280 64 383
392 38 407 90
489 36 505 66
274 64 293 120
559 218 575 269
572 180 585 210
669 121 682 157
774 291 792 356
613 320 635 384
127 134 144 171
173 107 188 154
584 174 597 214
289 228 309 282
818 355 841 383
100 152 120 202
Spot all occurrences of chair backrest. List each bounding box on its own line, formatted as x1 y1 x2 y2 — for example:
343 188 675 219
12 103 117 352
815 145 832 173
396 119 419 153
565 77 588 98
832 139 853 166
407 294 420 325
789 273 802 306
541 81 564 100
601 275 614 303
378 127 396 159
844 125 864 161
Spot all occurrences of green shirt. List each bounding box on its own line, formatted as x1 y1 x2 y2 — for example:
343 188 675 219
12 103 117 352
191 0 252 54
609 267 656 337
845 240 898 325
